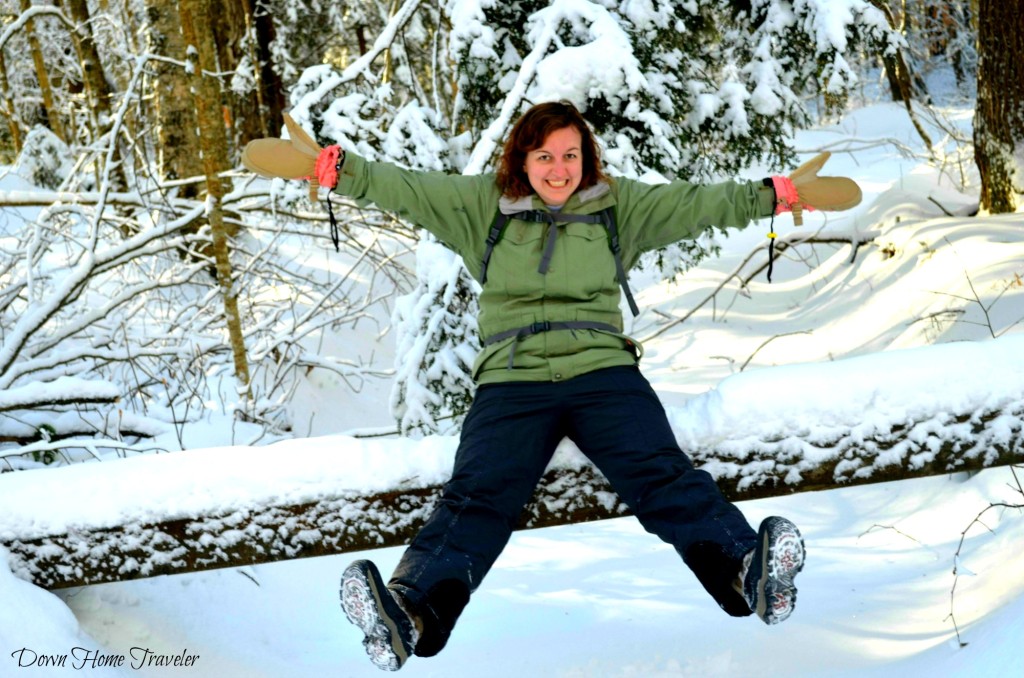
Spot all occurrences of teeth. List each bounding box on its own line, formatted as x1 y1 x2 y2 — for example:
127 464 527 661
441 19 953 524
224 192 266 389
548 180 569 187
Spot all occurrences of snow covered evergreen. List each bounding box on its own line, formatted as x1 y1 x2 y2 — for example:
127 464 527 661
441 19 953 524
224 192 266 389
280 0 900 433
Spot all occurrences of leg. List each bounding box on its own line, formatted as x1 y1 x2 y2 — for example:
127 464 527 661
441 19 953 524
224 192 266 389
565 366 758 616
389 381 566 655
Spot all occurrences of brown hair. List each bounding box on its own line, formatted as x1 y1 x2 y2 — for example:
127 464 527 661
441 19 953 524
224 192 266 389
496 101 608 199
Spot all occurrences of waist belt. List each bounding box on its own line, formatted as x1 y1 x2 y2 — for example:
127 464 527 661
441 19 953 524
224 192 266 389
483 320 621 370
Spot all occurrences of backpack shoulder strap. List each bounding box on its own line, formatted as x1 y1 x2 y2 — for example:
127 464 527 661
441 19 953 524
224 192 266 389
599 207 639 317
480 212 512 284
479 207 640 318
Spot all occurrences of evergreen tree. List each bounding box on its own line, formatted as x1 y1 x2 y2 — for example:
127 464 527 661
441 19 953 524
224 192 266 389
289 0 900 435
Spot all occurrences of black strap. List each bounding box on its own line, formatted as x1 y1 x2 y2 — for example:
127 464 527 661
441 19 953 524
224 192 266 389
483 320 622 370
326 192 341 252
598 209 639 317
478 207 639 317
537 211 558 274
326 155 346 253
480 212 511 283
762 177 777 283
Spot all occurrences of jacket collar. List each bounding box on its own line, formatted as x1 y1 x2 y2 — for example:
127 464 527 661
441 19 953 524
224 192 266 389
498 181 612 215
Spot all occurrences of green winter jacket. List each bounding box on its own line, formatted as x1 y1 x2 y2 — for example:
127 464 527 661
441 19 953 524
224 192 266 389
335 153 775 385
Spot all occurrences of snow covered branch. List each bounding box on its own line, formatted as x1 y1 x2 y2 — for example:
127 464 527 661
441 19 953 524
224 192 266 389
0 378 119 414
290 0 426 118
0 6 74 52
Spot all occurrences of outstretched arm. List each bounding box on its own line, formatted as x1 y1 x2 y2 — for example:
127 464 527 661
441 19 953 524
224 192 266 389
614 176 776 258
241 114 500 260
615 152 862 259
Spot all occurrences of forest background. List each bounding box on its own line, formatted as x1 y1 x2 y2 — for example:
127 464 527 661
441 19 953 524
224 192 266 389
0 0 1019 464
2 4 1024 674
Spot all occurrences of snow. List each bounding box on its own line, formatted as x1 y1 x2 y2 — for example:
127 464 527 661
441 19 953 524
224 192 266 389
1 332 1022 544
0 436 457 540
680 335 1024 438
0 377 120 413
3 469 1022 677
3 16 1024 678
6 125 1024 676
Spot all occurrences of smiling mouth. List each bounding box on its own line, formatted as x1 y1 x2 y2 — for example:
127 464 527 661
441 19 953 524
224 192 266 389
547 179 571 188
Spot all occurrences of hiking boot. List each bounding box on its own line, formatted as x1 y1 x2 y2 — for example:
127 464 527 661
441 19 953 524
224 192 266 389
341 560 420 671
741 516 806 625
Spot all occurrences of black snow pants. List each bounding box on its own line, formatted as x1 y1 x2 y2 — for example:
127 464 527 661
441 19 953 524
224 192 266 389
389 365 757 657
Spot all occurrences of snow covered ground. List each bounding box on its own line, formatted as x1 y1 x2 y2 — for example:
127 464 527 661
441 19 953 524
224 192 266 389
3 80 1024 676
3 468 1023 677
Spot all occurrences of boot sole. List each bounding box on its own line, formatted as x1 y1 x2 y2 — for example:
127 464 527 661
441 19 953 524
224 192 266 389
747 517 806 625
340 560 413 671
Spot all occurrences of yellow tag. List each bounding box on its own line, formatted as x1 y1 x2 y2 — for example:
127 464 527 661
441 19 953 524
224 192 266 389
767 232 777 239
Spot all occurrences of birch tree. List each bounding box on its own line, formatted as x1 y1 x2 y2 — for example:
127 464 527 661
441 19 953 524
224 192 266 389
63 0 127 193
146 0 203 191
0 47 21 155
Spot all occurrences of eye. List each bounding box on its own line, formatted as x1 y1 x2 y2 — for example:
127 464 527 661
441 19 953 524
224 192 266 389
565 152 578 160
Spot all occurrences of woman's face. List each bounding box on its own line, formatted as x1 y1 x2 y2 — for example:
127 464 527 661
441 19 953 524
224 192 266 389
523 126 583 207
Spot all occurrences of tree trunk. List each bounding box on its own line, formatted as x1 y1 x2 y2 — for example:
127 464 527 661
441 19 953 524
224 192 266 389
63 0 128 194
20 0 64 141
206 0 247 150
209 0 286 148
236 0 287 139
0 50 22 155
179 0 251 390
63 0 111 129
868 0 934 150
251 1 286 133
974 0 1024 214
239 0 268 139
145 0 203 190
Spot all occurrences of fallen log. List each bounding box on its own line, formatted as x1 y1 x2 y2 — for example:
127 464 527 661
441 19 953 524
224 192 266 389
2 400 1021 590
4 334 1023 590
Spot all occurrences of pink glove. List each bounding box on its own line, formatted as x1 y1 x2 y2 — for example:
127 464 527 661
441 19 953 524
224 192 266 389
315 145 344 190
770 175 814 216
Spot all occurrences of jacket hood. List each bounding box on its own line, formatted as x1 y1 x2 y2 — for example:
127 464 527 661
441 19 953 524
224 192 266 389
498 181 612 215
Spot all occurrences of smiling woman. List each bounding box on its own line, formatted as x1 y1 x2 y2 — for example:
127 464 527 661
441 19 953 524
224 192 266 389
523 126 582 206
496 102 608 205
240 99 865 672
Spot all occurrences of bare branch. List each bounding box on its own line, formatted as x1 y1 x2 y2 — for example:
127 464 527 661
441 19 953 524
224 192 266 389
641 232 876 343
739 330 814 372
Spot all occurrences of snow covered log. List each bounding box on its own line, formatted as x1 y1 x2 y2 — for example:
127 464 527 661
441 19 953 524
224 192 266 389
3 405 1023 590
3 336 1023 589
1 464 630 590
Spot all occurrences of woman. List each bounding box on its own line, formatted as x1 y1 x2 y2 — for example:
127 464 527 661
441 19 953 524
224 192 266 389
243 101 860 672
